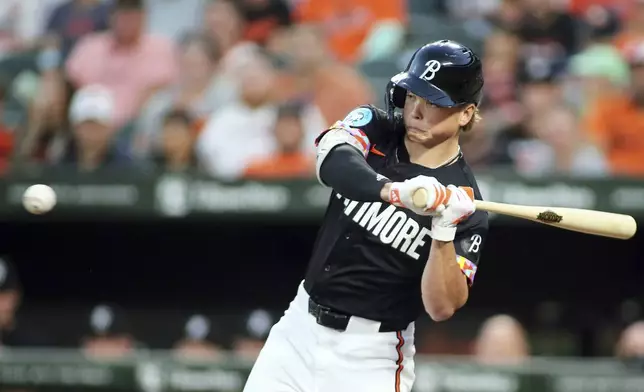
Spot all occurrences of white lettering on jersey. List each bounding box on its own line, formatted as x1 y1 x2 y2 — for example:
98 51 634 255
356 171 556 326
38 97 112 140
337 193 432 260
468 234 482 253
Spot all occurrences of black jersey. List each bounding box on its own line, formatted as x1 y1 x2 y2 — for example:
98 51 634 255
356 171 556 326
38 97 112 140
304 105 488 327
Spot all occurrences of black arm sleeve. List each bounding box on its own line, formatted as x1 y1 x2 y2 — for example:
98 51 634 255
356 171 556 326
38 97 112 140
319 145 391 202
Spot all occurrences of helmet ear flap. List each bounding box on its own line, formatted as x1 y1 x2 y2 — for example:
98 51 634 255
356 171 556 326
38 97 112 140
392 86 406 108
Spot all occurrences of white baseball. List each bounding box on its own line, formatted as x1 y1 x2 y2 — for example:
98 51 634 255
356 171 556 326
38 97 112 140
22 184 57 215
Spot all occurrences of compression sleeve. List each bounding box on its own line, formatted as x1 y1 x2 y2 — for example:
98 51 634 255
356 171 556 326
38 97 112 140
319 145 391 201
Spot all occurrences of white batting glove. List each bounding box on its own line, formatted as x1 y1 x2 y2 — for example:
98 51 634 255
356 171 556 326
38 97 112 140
431 185 476 241
388 175 450 216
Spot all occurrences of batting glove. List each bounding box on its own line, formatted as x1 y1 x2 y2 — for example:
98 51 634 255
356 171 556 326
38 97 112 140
431 185 476 241
388 175 450 216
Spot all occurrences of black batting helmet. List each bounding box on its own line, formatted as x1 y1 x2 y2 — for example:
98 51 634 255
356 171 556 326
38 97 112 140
386 40 484 115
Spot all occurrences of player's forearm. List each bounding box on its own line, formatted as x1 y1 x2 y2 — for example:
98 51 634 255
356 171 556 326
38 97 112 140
421 240 469 321
319 145 391 202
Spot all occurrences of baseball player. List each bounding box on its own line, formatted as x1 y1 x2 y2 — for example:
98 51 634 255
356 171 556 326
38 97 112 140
243 40 488 392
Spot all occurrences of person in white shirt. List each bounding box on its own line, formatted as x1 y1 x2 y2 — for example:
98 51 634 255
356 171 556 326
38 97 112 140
196 52 325 179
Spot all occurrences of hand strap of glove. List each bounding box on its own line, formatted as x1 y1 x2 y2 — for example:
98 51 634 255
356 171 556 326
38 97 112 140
431 186 475 242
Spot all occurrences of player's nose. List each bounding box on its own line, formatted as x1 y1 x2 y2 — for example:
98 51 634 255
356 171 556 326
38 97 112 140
409 100 423 120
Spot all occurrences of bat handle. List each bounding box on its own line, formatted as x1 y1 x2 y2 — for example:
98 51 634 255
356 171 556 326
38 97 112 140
412 187 474 209
412 188 428 209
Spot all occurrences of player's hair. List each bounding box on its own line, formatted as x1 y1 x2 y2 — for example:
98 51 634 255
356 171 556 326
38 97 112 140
461 107 481 133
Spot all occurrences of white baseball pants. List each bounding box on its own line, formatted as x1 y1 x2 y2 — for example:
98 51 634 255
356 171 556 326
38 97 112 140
243 282 416 392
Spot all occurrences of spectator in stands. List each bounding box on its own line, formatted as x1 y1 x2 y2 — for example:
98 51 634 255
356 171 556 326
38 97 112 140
293 0 406 64
239 0 292 47
134 33 237 158
0 0 67 59
44 0 112 63
0 256 50 348
280 24 373 125
196 52 279 179
582 41 644 176
173 314 223 359
518 57 564 119
17 0 113 164
232 309 274 360
65 0 178 130
483 30 521 104
616 321 644 370
485 0 525 33
56 85 134 172
196 51 324 179
468 58 563 172
516 0 579 63
460 30 522 170
81 303 137 358
568 5 630 114
243 102 314 179
152 110 198 172
516 105 608 177
204 0 260 78
473 314 530 365
479 30 522 131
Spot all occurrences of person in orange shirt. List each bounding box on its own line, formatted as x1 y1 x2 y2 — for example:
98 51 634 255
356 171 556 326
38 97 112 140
293 0 406 64
582 41 644 176
243 102 314 179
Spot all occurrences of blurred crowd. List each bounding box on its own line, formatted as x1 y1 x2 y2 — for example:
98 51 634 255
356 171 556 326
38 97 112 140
457 0 644 178
0 0 641 180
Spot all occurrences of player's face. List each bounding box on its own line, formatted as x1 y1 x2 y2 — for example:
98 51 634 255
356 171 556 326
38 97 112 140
403 92 475 147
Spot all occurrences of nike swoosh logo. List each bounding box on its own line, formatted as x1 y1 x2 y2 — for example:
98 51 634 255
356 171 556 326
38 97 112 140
370 145 385 156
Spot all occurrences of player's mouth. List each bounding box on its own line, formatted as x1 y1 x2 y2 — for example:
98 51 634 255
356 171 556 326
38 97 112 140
406 126 426 134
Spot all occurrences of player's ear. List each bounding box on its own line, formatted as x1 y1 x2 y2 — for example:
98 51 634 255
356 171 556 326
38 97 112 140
458 105 476 127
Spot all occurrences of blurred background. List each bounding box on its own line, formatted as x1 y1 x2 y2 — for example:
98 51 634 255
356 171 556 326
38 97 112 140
0 0 643 391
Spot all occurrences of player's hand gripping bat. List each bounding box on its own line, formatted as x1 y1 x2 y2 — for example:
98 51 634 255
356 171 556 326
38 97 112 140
412 187 637 240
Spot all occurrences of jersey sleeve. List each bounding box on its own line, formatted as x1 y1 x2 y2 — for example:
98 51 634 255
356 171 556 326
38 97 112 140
314 105 388 153
314 105 390 184
453 210 488 286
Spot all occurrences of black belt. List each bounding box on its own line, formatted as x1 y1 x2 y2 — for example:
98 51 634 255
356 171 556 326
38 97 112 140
308 298 405 333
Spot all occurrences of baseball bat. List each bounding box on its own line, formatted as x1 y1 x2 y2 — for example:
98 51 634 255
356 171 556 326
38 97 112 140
412 188 637 240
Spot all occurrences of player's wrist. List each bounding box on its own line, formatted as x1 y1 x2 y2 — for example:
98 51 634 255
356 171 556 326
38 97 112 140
380 182 393 203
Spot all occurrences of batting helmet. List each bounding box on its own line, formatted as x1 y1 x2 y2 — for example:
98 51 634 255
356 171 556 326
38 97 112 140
386 40 484 114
